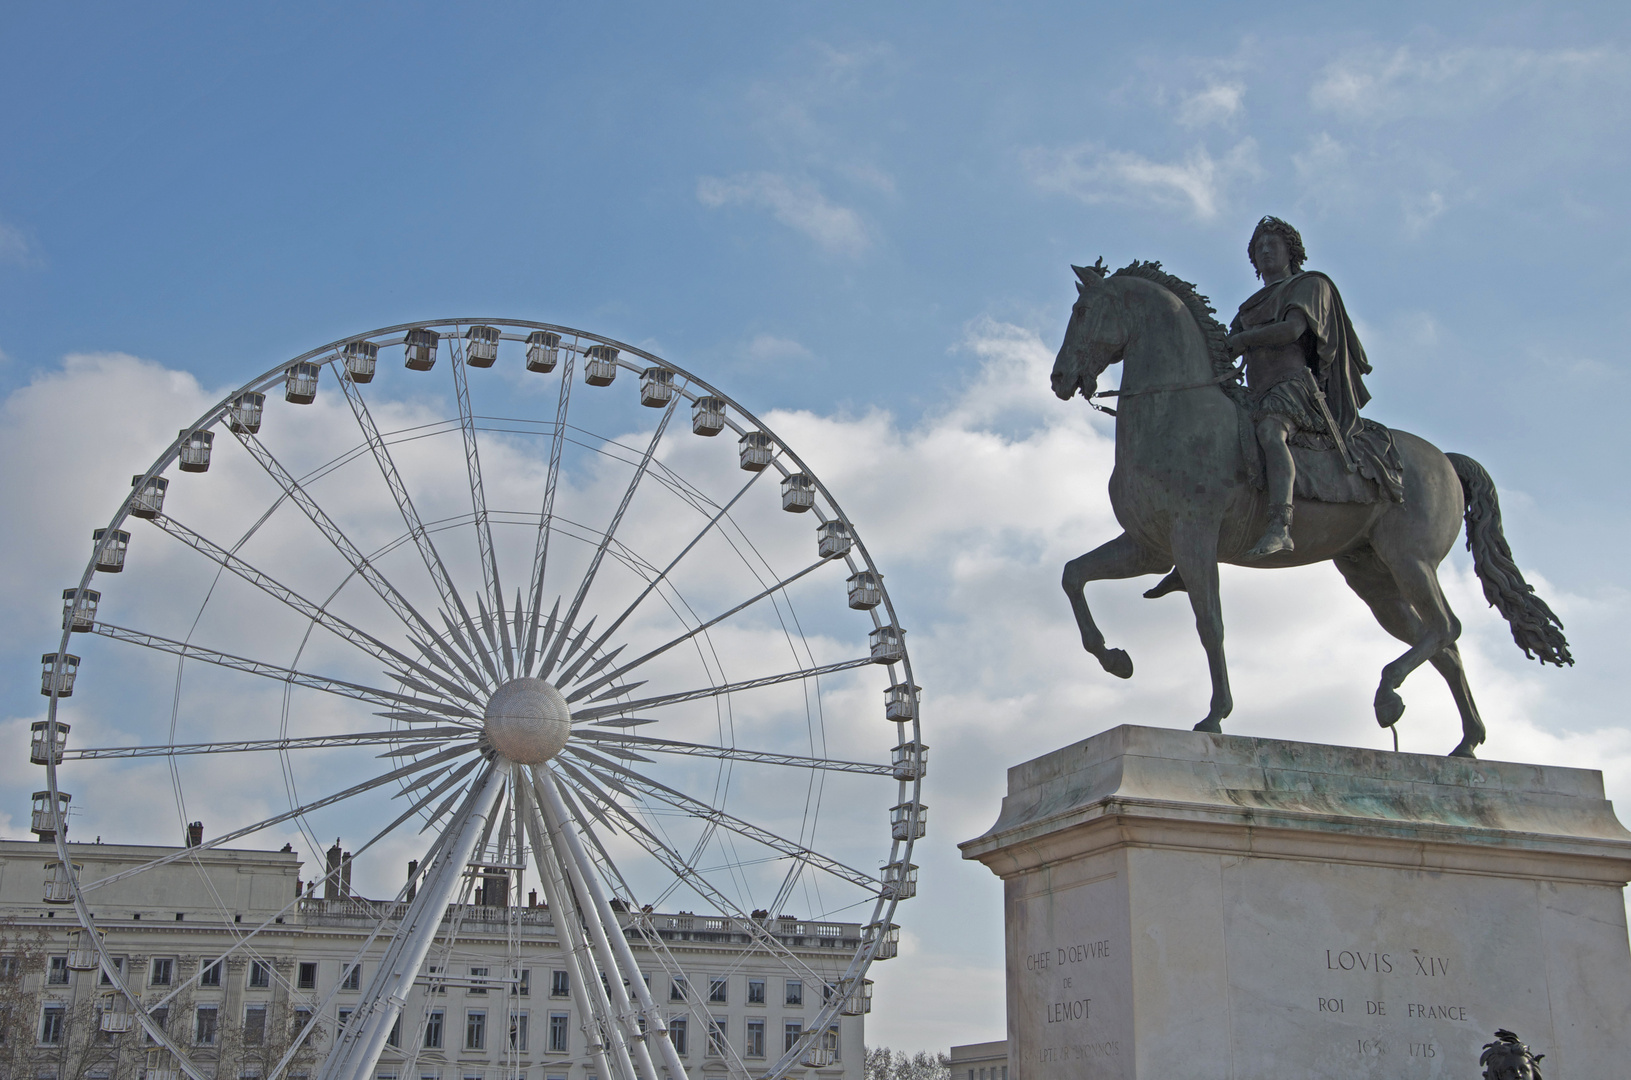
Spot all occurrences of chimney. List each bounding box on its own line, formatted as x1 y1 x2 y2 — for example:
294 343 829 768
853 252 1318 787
528 888 538 908
324 840 342 900
406 859 419 902
340 852 353 898
186 821 203 847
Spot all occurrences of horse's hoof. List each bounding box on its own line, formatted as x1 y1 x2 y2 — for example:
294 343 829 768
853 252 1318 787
1374 688 1405 728
1098 648 1134 679
1193 718 1223 734
1143 570 1186 599
1448 743 1479 759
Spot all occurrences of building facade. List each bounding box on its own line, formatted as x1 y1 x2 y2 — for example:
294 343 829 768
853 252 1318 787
0 838 868 1080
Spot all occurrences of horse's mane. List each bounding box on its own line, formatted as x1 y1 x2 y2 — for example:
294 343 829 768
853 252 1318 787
1110 260 1246 406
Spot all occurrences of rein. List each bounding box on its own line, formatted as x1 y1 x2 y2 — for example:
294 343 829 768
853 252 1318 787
1087 366 1244 416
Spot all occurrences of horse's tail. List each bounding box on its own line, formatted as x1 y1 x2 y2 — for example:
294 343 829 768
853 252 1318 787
1447 453 1572 667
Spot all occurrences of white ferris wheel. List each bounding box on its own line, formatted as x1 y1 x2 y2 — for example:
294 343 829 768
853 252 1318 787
35 319 925 1080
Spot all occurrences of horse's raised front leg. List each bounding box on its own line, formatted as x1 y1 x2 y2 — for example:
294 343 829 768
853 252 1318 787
1172 521 1232 733
1062 532 1170 680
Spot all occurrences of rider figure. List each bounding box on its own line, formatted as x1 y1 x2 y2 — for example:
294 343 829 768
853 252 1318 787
1226 216 1398 558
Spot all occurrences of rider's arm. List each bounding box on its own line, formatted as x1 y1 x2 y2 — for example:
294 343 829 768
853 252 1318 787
1226 308 1308 355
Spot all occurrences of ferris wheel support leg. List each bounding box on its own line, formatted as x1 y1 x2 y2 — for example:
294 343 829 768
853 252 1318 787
534 766 691 1080
515 768 630 1080
319 763 506 1080
529 768 662 1080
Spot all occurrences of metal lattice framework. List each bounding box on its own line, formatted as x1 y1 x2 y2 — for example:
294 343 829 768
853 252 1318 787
38 319 924 1080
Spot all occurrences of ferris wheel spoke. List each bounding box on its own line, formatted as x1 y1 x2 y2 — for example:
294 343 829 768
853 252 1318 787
82 741 478 895
537 395 681 679
571 656 876 722
148 513 484 710
451 346 514 675
564 558 831 702
523 350 575 674
554 468 767 687
334 366 500 685
564 746 879 893
62 728 472 760
320 762 507 1080
551 767 831 988
570 731 896 776
89 621 479 719
231 429 486 685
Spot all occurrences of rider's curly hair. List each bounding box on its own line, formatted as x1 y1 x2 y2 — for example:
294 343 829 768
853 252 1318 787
1248 216 1306 278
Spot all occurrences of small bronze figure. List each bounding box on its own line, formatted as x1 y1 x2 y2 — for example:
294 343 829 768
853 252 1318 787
1481 1029 1544 1080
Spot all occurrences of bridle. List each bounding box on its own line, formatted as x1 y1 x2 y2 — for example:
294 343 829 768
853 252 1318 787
1085 366 1244 417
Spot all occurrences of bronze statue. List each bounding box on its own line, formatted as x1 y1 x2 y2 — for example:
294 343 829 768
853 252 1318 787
1050 222 1571 756
1481 1030 1544 1080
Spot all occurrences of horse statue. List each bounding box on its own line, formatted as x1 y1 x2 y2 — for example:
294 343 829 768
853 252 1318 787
1050 259 1571 757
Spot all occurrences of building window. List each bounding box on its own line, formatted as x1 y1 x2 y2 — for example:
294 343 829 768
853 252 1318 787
465 1009 486 1051
338 1009 353 1033
341 965 361 991
249 960 271 988
469 966 488 994
98 957 124 986
747 978 765 1005
669 976 687 1002
548 1012 569 1053
151 957 174 986
508 1012 528 1052
293 1008 314 1044
516 968 530 996
708 977 727 1004
196 1006 220 1046
424 1010 444 1049
669 1017 688 1056
244 1005 267 1046
200 960 222 987
40 1004 66 1045
145 1006 170 1044
48 956 69 985
745 1019 765 1058
428 965 446 993
784 1021 802 1053
0 955 19 977
386 1015 402 1048
298 961 317 990
550 970 570 997
708 1017 728 1057
785 980 803 1006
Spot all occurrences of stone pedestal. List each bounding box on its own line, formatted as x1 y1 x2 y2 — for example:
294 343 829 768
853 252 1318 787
958 725 1631 1079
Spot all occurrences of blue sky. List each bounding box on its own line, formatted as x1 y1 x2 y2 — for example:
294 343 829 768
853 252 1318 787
3 1 1630 1054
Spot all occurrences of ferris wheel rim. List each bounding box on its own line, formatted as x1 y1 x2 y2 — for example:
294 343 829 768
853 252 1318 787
40 315 921 1079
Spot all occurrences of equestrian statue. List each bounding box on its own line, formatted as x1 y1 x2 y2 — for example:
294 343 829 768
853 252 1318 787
1051 216 1570 757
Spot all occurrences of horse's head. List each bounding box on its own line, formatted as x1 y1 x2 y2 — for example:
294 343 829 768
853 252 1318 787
1051 260 1127 402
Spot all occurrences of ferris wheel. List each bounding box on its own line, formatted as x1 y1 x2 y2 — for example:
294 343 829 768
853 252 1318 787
36 319 925 1080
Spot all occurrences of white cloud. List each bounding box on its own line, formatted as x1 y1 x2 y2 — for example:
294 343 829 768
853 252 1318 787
0 220 31 265
1025 139 1260 221
1311 45 1621 123
743 334 812 364
697 171 871 255
1177 81 1245 127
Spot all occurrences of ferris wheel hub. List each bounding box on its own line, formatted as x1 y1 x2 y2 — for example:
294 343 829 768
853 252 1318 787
483 677 571 764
